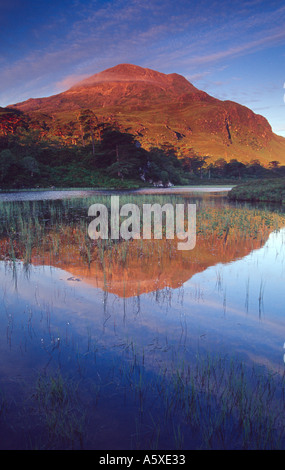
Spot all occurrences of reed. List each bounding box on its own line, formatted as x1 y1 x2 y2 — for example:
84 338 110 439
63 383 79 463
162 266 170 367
0 197 285 273
33 371 86 449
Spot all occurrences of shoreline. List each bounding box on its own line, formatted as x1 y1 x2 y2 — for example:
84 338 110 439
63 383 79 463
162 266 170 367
228 178 285 204
0 185 233 202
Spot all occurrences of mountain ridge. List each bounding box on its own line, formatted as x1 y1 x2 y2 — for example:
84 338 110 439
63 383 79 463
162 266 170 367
7 63 285 165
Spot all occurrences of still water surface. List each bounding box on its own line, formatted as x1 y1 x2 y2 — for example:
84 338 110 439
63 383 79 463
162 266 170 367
0 188 285 449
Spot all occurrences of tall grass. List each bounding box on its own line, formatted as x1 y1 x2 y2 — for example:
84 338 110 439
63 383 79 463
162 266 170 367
0 196 284 274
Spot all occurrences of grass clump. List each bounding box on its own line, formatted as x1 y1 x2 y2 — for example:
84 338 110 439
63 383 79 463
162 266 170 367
32 372 86 449
120 352 285 450
228 178 285 203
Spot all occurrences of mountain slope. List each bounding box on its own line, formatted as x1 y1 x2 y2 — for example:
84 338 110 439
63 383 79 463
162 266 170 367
9 63 285 164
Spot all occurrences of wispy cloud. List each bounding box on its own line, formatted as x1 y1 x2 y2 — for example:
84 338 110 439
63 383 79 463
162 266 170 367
55 73 90 91
1 0 285 110
182 29 285 67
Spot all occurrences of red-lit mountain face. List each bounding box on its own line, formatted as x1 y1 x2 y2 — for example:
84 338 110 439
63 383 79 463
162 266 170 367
7 64 285 164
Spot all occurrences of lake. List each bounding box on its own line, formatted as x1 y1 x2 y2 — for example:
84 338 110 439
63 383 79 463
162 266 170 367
0 187 285 450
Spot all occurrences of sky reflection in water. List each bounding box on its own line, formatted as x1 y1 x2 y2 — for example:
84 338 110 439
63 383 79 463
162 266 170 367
0 190 284 377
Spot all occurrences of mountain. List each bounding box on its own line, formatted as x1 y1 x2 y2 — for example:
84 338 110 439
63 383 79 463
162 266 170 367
8 63 285 164
9 64 211 112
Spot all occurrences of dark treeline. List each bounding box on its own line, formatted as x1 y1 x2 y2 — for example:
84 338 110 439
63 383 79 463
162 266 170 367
0 127 186 189
183 155 285 180
0 107 283 189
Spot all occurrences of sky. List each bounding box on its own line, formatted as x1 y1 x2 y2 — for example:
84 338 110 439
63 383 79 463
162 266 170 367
0 0 284 136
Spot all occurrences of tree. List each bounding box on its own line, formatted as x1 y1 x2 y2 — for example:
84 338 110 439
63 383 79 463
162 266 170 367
77 109 99 155
182 155 208 177
144 147 183 185
160 170 169 187
0 149 16 182
225 159 246 179
21 156 40 177
249 159 261 168
97 128 147 179
268 161 280 170
246 159 269 178
213 158 227 177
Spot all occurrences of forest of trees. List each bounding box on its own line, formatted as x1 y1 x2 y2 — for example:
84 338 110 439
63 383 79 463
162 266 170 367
0 110 185 188
0 107 284 189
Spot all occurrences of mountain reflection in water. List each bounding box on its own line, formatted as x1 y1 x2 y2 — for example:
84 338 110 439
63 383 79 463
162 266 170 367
0 196 279 297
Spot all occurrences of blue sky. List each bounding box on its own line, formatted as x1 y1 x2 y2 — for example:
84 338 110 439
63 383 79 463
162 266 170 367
0 0 284 136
